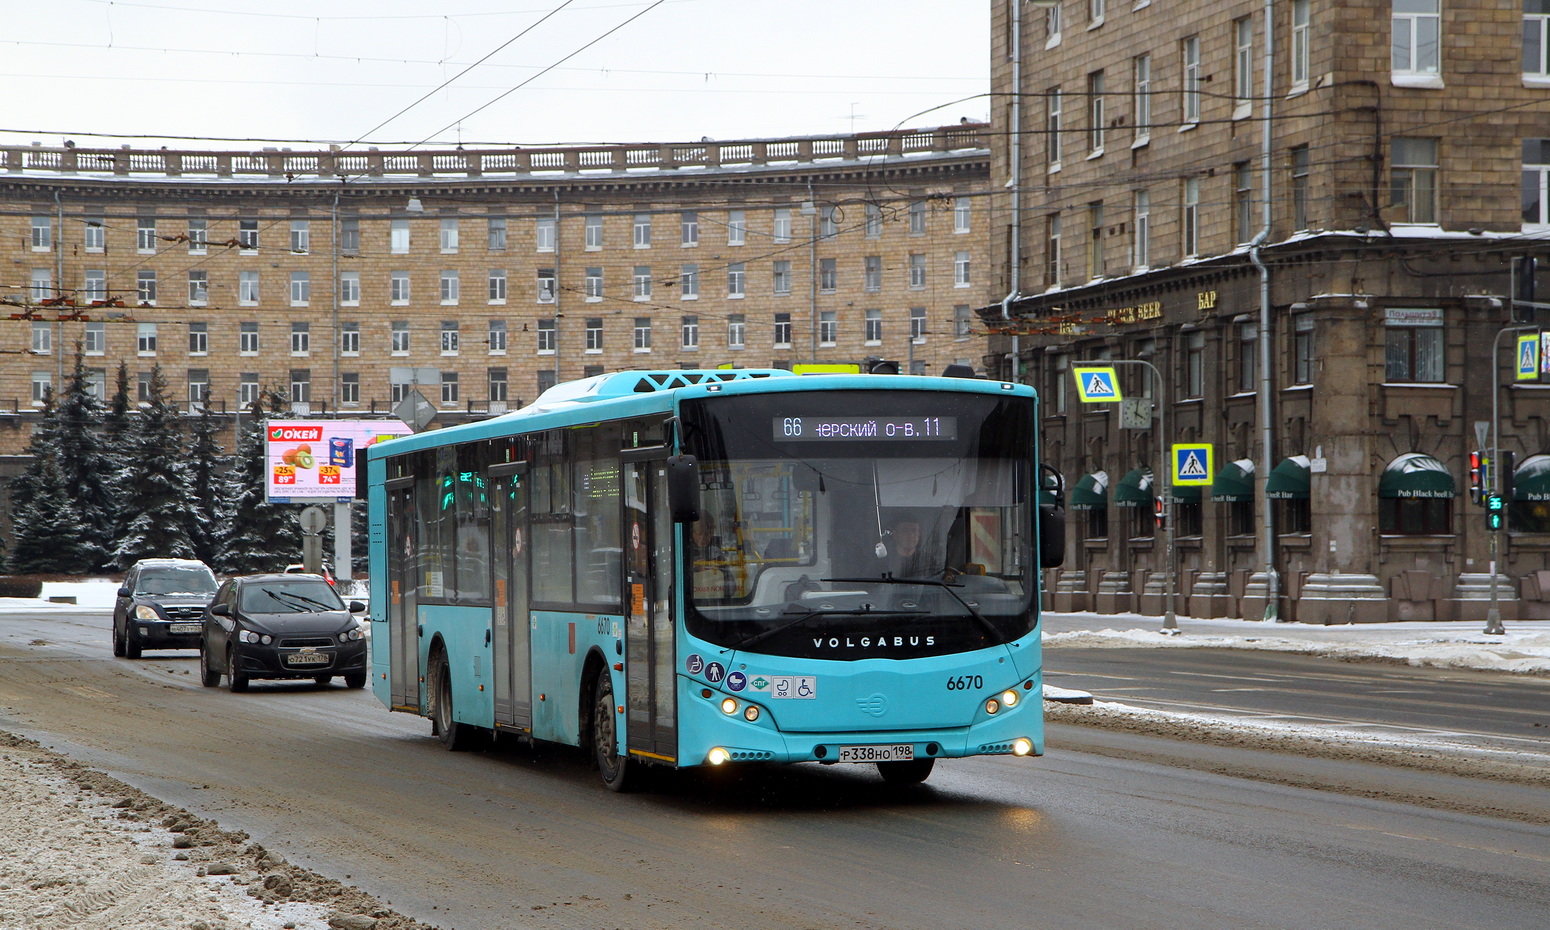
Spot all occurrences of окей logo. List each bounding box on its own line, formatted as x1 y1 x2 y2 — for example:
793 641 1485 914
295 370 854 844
269 426 323 442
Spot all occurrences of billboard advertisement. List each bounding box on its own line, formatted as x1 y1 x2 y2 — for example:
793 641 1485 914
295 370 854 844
265 419 413 502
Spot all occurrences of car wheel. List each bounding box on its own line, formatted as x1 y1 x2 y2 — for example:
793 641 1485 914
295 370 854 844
111 620 125 658
124 625 142 660
877 758 935 785
313 675 333 687
593 672 644 792
344 671 368 689
226 647 249 693
429 651 484 751
199 638 220 688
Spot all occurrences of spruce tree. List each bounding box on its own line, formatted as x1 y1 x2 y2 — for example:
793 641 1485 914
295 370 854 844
186 398 232 566
9 391 95 574
111 365 198 568
53 348 115 570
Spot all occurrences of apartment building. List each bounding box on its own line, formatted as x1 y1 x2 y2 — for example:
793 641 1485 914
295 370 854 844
988 1 1550 622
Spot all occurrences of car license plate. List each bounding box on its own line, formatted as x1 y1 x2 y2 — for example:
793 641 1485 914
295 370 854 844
168 623 202 635
285 653 329 666
837 744 914 763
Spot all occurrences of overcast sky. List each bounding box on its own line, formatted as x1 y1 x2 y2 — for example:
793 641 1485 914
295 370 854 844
1 0 990 152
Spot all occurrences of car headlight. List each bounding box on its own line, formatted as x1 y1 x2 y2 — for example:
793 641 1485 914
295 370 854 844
238 630 273 645
134 605 161 620
337 628 364 643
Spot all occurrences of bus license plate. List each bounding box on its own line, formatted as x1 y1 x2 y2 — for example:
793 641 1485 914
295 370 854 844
168 623 202 635
285 653 329 666
838 744 914 763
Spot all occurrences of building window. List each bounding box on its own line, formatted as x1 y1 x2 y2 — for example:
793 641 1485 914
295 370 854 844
488 368 508 403
137 216 157 253
955 250 971 287
1292 314 1315 385
391 270 411 304
239 218 259 253
1182 36 1201 125
537 269 555 303
332 270 357 307
1380 494 1450 535
186 270 209 306
391 379 412 405
727 210 746 245
188 217 207 254
136 372 153 404
908 254 925 289
1234 162 1255 243
681 264 698 299
441 371 459 406
633 213 652 248
392 321 410 355
774 313 792 348
137 270 157 306
586 318 603 352
84 215 105 252
1393 0 1441 76
1292 0 1311 87
954 197 971 233
488 319 507 354
820 205 838 239
773 260 792 296
1087 70 1105 154
240 323 259 356
290 271 310 306
1046 1 1063 43
188 369 209 406
290 219 310 254
1390 137 1439 223
865 202 882 238
728 314 746 349
910 306 926 342
1051 354 1068 415
585 213 603 250
1132 190 1151 270
633 266 652 300
291 322 311 356
84 367 106 400
85 321 105 355
1239 322 1258 392
31 321 50 355
1234 16 1254 112
32 371 51 405
682 315 699 349
1087 203 1105 279
537 318 557 354
341 322 360 356
1182 177 1200 258
1525 139 1550 227
188 322 208 356
536 216 556 252
240 374 260 408
340 216 359 254
1133 54 1152 145
774 207 792 242
819 311 837 346
487 215 507 251
1184 330 1205 398
634 317 652 351
341 372 360 405
1529 2 1550 78
440 217 459 253
1090 0 1105 25
584 266 603 301
30 269 52 304
137 323 158 356
390 218 410 254
821 258 839 293
864 255 882 292
1384 308 1445 382
954 304 973 339
1291 146 1312 231
488 269 507 303
1046 87 1063 168
441 321 460 355
909 200 927 236
865 308 882 344
1045 214 1062 286
28 214 51 251
681 210 699 247
727 262 746 298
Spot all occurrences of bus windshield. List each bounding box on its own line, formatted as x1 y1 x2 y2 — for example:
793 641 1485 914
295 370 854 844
679 389 1035 660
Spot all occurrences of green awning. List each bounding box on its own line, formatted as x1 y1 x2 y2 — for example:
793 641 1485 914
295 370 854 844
1171 484 1202 504
1070 471 1108 511
1211 459 1255 503
1378 452 1455 499
1514 454 1550 502
1266 455 1311 500
1114 468 1154 507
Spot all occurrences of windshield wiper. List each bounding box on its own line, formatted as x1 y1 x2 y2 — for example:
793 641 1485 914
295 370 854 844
725 603 927 654
265 589 335 611
823 576 1007 645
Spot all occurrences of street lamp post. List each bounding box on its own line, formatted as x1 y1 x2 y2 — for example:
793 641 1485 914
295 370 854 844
1108 359 1177 630
1486 323 1537 635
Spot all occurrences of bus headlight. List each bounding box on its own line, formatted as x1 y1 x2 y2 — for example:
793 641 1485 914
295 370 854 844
1012 738 1033 756
985 698 1001 715
1001 690 1019 707
743 705 761 722
707 747 731 765
720 697 739 715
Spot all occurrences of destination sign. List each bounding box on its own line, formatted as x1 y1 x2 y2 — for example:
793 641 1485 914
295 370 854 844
774 416 958 441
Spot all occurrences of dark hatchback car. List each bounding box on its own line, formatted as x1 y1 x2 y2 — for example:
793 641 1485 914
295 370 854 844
200 573 368 692
113 559 220 659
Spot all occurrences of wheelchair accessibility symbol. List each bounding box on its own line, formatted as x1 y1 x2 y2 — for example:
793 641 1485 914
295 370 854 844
766 675 817 699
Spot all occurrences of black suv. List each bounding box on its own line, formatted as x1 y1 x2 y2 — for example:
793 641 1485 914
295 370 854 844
113 559 219 659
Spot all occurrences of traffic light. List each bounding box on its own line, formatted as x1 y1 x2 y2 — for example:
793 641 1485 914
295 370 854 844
1487 494 1505 531
1154 497 1166 531
1468 450 1484 505
1500 449 1516 505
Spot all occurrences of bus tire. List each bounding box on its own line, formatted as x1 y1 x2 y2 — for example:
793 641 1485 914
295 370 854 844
430 652 484 751
877 758 935 784
592 672 643 792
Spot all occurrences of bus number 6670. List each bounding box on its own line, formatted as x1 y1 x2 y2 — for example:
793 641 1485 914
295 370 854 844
946 675 984 691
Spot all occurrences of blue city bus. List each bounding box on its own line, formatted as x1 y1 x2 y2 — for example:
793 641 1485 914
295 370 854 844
365 369 1063 790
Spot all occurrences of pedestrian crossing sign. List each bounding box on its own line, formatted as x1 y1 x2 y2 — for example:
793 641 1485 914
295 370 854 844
1172 443 1213 486
1517 332 1541 381
1072 366 1122 403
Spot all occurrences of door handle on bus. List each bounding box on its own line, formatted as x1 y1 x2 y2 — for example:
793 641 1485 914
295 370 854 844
485 629 492 646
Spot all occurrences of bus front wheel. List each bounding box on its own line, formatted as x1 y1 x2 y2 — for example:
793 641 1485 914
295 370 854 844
592 673 643 792
877 758 935 784
429 652 485 752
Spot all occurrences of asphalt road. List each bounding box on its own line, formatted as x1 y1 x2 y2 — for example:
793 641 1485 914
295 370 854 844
4 608 1550 930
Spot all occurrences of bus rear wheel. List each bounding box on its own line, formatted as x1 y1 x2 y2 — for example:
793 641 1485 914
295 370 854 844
592 673 643 792
877 758 935 784
430 652 485 751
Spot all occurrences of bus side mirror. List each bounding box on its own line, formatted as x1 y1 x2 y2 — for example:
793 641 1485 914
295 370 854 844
667 455 701 523
1039 503 1066 568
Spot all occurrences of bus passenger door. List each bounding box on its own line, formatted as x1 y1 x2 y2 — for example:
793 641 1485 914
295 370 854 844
622 455 678 763
385 477 420 711
488 463 531 730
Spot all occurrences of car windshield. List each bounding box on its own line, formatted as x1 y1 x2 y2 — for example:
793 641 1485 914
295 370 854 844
137 567 217 596
239 579 345 613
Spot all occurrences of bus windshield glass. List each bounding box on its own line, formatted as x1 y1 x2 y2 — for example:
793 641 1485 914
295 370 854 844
678 389 1035 659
